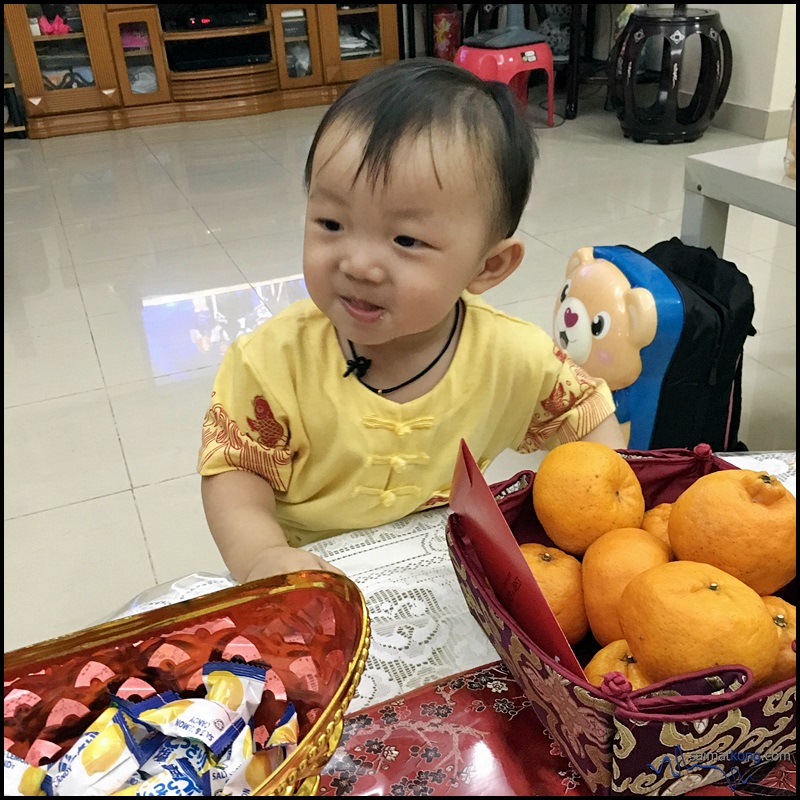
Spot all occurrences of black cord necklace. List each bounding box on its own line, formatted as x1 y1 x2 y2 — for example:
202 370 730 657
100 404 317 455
343 300 462 396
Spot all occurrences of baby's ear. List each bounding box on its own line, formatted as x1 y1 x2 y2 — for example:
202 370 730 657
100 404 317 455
467 237 525 295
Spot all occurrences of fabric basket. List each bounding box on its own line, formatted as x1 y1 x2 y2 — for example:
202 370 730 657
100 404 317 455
446 442 796 795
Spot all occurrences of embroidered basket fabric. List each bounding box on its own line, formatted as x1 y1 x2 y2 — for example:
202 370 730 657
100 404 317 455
446 447 797 796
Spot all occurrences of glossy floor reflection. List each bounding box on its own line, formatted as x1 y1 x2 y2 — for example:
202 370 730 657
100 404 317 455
4 90 796 651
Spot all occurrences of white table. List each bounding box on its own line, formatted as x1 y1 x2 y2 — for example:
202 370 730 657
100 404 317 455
680 139 796 254
112 451 795 713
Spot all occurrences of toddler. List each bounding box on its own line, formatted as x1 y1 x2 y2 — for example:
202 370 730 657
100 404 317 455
198 58 625 583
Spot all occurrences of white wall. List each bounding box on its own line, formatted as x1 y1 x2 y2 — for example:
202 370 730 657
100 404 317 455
772 4 796 109
707 4 795 137
709 4 793 111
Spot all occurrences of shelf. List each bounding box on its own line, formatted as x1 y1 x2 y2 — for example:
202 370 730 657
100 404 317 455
337 6 378 16
32 32 87 42
284 36 310 43
168 62 273 82
341 49 380 60
37 54 92 63
123 49 153 57
4 78 25 136
162 23 272 41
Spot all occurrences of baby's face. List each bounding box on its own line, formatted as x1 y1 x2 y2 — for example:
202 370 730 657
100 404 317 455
303 125 498 350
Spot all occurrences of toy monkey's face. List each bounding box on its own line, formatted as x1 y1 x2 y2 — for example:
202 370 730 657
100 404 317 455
554 252 657 391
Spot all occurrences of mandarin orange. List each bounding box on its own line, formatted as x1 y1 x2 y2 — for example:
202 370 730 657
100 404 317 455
520 542 589 645
618 560 779 687
761 595 797 685
668 470 796 595
532 441 644 556
641 503 672 550
584 639 654 691
582 527 672 646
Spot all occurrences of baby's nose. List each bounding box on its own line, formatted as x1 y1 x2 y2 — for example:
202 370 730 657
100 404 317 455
340 249 383 282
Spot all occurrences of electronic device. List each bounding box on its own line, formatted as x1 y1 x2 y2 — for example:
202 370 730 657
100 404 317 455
165 32 271 72
174 5 263 31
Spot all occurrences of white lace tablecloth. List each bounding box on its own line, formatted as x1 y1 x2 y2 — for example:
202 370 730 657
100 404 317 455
715 450 795 495
304 508 499 711
111 451 795 713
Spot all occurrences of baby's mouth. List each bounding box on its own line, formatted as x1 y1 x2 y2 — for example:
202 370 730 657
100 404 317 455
341 296 385 323
344 296 383 312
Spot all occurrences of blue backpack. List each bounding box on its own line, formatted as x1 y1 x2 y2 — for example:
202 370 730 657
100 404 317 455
591 239 756 452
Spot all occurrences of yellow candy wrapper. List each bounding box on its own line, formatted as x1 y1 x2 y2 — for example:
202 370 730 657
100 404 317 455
218 703 299 797
135 662 266 756
111 757 210 796
44 708 144 796
4 751 49 797
137 736 208 779
207 721 255 796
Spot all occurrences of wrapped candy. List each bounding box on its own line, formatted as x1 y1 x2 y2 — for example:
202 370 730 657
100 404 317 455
133 662 266 757
112 757 210 796
4 751 50 797
44 708 145 796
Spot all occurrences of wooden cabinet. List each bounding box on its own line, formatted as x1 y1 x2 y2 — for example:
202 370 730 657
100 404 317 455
273 5 323 90
4 4 119 119
317 5 399 84
4 3 400 139
272 4 399 91
160 7 278 104
107 7 171 106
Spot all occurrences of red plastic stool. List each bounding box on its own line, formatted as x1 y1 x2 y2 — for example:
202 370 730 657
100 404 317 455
455 43 555 126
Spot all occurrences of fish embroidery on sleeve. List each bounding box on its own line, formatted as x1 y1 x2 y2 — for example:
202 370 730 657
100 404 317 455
248 395 289 448
199 394 291 491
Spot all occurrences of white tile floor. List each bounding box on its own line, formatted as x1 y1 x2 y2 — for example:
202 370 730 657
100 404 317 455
4 87 796 652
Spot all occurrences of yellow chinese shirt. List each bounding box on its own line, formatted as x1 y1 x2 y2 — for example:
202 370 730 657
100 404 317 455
198 294 614 546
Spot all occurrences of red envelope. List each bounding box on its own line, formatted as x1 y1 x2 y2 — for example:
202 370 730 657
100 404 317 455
449 439 585 678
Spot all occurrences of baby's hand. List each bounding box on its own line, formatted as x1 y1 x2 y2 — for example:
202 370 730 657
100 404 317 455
243 545 346 583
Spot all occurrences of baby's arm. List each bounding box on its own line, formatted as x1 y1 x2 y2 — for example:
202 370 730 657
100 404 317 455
201 470 344 583
579 413 627 450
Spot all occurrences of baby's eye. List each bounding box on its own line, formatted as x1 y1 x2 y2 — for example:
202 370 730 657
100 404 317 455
559 280 572 303
317 218 342 232
394 234 424 248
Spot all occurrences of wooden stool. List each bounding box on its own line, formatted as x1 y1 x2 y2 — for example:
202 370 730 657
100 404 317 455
608 7 732 144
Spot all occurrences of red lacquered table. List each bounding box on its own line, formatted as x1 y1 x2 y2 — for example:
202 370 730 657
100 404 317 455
319 662 796 797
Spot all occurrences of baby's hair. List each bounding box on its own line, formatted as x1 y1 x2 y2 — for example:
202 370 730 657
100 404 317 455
304 58 538 240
